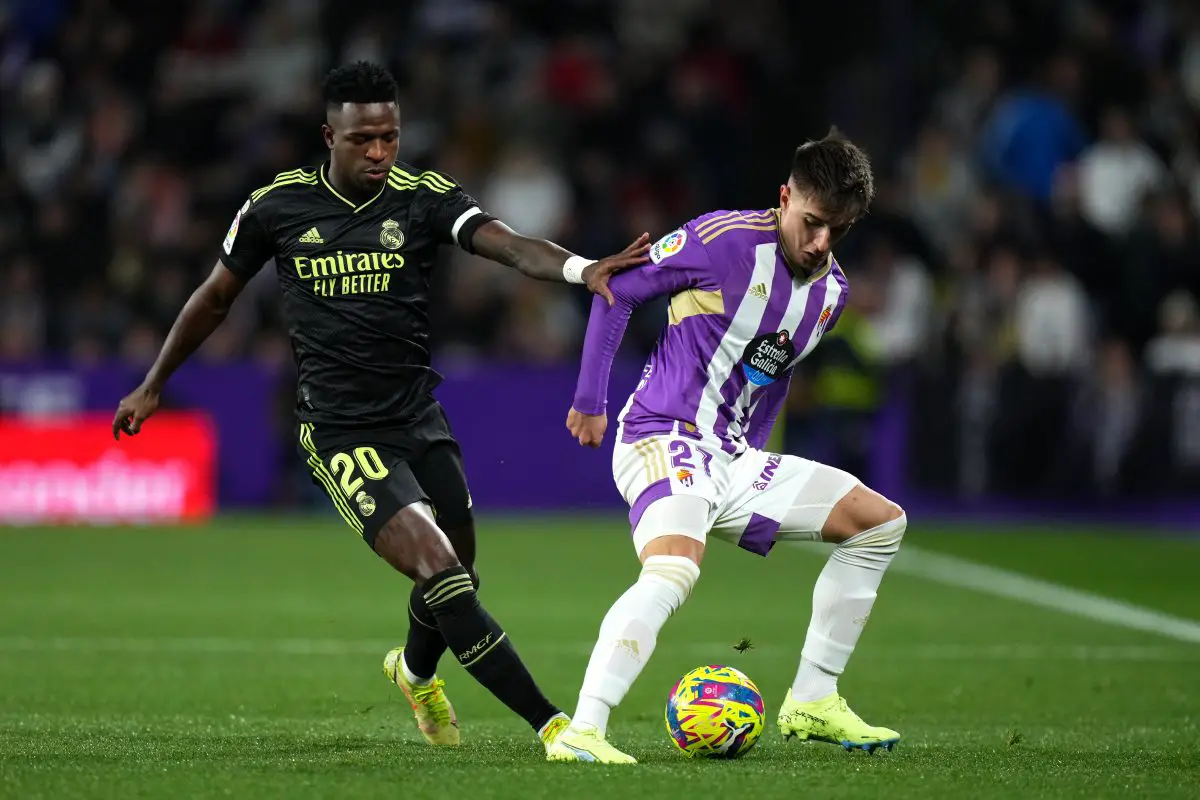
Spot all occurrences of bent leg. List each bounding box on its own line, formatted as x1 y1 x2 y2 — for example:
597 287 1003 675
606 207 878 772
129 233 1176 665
787 480 905 701
707 450 904 748
402 442 479 682
375 502 563 734
567 495 709 741
768 463 905 749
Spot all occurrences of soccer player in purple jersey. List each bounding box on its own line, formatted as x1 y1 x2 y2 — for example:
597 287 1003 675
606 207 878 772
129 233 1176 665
547 129 905 763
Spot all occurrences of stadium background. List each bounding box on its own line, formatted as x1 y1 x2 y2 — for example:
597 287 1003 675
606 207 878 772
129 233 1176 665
4 0 1200 525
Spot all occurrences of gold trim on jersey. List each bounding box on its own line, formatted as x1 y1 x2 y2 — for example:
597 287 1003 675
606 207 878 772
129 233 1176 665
299 423 365 535
668 288 725 326
799 252 834 284
634 438 669 484
250 168 318 203
320 164 386 213
700 220 778 245
694 209 775 238
387 167 455 194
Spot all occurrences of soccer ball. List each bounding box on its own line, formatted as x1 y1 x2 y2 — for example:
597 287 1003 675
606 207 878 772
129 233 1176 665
665 664 765 758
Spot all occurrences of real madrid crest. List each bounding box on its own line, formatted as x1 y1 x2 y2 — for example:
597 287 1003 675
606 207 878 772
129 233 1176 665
355 490 376 517
380 219 404 250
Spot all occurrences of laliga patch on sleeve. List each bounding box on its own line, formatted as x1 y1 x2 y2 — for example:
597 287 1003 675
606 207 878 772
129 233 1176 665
223 200 250 255
649 229 687 264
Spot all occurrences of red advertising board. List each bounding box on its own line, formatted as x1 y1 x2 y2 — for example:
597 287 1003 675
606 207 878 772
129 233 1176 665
0 412 216 524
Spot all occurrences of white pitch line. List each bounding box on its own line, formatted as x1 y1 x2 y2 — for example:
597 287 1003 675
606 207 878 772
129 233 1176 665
891 545 1200 644
0 636 1196 661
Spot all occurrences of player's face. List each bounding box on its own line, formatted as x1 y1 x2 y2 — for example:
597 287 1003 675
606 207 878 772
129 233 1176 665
323 103 401 195
777 182 854 273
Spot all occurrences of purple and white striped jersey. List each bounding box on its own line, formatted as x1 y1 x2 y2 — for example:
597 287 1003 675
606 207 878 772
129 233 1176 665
572 209 849 455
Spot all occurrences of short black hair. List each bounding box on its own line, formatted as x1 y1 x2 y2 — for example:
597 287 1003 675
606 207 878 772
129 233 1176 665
790 127 875 223
322 61 398 113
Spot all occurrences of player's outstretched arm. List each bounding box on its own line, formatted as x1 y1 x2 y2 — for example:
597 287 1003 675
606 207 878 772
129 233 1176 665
468 220 650 305
567 287 640 448
112 263 246 440
567 227 715 448
566 253 704 448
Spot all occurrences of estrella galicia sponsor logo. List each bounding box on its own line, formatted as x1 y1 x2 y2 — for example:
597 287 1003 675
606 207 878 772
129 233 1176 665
741 330 795 386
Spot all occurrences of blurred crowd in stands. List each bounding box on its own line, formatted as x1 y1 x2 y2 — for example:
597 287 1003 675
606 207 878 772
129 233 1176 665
3 0 1200 499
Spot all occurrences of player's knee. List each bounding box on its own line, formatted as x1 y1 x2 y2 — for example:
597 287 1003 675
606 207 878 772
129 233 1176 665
831 509 906 569
638 534 705 565
639 555 701 615
824 484 905 542
373 504 460 583
868 500 906 541
439 520 477 571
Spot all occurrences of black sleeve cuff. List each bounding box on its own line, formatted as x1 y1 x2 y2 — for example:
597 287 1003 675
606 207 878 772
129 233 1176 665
456 211 497 254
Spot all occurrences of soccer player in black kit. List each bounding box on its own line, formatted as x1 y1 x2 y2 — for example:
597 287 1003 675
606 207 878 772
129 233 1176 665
111 62 649 754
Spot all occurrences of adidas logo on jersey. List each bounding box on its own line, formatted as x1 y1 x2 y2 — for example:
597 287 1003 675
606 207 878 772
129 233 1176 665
299 227 324 244
748 282 768 300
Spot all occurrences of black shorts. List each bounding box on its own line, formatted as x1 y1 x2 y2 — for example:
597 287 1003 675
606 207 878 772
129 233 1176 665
297 402 472 547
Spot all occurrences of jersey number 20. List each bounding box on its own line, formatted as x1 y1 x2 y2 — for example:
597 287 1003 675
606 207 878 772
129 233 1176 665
329 447 389 497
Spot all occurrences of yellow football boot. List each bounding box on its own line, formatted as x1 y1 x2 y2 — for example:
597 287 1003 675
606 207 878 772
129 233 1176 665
539 714 570 754
382 647 460 745
546 725 637 764
778 690 899 753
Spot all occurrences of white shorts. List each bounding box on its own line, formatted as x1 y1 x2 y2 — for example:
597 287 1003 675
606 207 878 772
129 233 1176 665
613 432 859 556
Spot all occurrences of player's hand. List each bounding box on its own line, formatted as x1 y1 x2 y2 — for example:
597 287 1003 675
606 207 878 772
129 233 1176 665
566 407 607 448
112 384 161 440
583 232 651 306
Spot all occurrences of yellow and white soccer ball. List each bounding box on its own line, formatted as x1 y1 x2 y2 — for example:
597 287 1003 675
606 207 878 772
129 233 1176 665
665 664 765 758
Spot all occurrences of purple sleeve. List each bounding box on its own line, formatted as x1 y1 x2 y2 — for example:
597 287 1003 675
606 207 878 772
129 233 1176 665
744 378 790 450
572 233 713 415
826 266 850 333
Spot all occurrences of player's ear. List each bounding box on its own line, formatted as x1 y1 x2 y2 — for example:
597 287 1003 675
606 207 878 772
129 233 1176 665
321 123 335 151
779 183 790 210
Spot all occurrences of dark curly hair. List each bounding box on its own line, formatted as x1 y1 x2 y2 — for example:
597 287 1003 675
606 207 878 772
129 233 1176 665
790 127 875 223
322 61 398 115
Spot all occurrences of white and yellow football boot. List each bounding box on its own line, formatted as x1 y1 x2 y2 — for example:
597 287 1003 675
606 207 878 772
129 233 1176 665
539 714 571 755
546 725 637 764
778 691 899 753
382 647 460 746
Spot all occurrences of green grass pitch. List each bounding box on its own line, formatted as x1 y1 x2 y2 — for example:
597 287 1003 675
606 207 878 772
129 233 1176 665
1 514 1198 799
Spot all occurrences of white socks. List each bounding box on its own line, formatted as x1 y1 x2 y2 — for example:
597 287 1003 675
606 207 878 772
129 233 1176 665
401 653 434 687
791 513 907 702
565 513 906 733
571 555 700 735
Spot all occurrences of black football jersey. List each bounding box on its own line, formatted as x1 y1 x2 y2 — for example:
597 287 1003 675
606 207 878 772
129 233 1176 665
219 161 494 427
